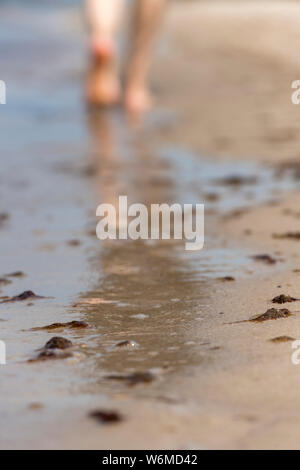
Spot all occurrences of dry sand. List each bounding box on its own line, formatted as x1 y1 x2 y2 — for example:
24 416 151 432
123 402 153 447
152 0 300 449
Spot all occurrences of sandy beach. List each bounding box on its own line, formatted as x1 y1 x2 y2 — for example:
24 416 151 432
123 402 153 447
2 0 300 450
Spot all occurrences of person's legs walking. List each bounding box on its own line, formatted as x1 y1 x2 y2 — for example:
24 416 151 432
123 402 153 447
85 0 166 111
125 0 166 113
85 0 124 105
86 0 123 57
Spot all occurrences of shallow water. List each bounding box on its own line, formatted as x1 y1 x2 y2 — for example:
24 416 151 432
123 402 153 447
0 1 299 446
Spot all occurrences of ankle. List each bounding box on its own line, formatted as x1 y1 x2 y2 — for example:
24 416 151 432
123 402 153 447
90 35 116 60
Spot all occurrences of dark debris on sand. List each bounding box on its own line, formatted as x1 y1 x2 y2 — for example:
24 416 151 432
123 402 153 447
0 212 10 228
28 336 73 362
272 294 298 304
270 336 295 343
249 308 292 323
44 337 73 350
273 232 300 240
89 409 123 424
218 276 235 282
66 239 81 247
0 290 48 304
105 371 155 387
203 192 220 202
114 340 137 349
5 271 26 278
227 308 293 325
215 175 258 186
250 254 277 265
30 321 89 331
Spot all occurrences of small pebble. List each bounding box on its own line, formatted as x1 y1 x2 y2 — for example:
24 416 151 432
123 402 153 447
114 340 137 349
89 409 123 424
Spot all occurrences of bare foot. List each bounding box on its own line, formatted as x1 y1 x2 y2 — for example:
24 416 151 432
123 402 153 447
124 84 152 115
86 37 121 106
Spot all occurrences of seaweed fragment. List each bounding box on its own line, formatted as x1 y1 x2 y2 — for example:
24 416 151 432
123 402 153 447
270 336 295 343
218 276 235 282
226 308 293 325
28 336 73 362
249 308 292 323
251 254 277 265
272 294 298 304
89 409 123 424
30 321 89 331
273 232 300 240
105 371 155 387
0 290 49 304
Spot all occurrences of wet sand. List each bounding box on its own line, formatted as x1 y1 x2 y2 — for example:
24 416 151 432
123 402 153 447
2 0 300 449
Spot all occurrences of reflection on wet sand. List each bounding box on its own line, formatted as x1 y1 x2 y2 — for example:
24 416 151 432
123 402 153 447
77 110 209 385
